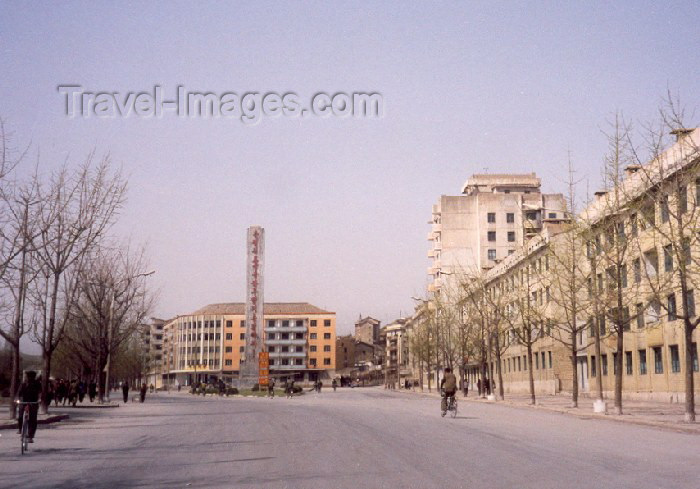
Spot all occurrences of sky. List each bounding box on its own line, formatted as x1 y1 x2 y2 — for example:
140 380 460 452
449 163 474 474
1 1 698 336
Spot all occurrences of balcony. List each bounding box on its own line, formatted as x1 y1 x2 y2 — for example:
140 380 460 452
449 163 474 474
267 338 306 346
427 232 435 241
427 249 435 258
271 364 306 370
272 351 306 358
265 326 306 334
427 266 438 275
433 241 442 251
432 222 442 233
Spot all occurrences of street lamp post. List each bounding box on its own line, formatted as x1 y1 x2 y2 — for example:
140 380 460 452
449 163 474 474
103 270 155 402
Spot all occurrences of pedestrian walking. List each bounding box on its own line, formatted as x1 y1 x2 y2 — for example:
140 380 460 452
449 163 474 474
140 383 147 403
89 381 97 402
122 381 129 403
268 378 275 398
332 378 337 392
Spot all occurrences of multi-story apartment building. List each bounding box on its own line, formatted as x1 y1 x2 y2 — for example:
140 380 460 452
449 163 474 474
384 318 413 387
476 128 700 402
427 173 565 294
143 318 167 387
159 302 336 386
354 316 381 344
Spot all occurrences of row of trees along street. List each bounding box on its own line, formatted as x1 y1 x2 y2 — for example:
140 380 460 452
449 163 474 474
0 120 155 418
410 95 700 422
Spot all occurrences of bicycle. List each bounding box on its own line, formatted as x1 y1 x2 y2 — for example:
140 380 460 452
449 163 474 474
16 400 39 455
441 392 458 418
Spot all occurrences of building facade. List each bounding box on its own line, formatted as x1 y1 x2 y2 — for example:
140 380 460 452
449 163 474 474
427 173 565 294
355 316 381 344
159 302 336 386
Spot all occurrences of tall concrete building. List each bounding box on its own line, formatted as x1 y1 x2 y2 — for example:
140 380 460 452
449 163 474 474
354 316 381 344
427 173 565 293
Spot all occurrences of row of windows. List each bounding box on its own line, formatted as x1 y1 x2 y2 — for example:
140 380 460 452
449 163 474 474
215 357 333 367
589 344 699 376
486 211 557 224
504 351 553 372
182 320 222 330
487 231 517 242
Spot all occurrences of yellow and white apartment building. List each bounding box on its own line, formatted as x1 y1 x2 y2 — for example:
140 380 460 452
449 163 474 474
479 128 700 401
159 302 336 386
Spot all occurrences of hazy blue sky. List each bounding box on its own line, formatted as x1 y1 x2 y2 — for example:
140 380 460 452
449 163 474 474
1 1 698 335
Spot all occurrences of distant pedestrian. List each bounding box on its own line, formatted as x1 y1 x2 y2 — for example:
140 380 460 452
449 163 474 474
140 383 147 403
332 378 337 392
122 381 129 403
78 381 86 403
89 381 97 402
317 380 323 393
268 378 275 398
477 379 482 396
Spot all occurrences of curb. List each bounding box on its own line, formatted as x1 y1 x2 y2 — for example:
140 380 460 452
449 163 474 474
0 414 70 430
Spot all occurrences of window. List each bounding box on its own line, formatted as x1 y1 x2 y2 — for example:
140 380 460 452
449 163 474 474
508 249 515 255
613 352 618 375
654 346 663 374
508 231 515 242
225 346 232 353
310 345 317 352
602 354 608 376
523 355 528 370
323 345 331 352
239 346 245 352
621 264 627 288
282 359 289 365
268 346 275 352
295 358 303 365
310 320 317 327
686 290 695 317
535 353 539 369
310 333 317 339
323 358 331 365
545 286 550 303
240 320 245 328
324 333 331 339
310 358 317 366
664 245 673 273
240 332 245 340
324 319 331 327
636 303 644 329
281 333 289 340
487 231 496 242
281 346 289 352
668 293 677 321
598 315 606 336
487 212 496 223
269 359 275 365
692 343 698 372
267 320 275 328
506 213 515 223
488 249 496 260
548 351 552 369
591 356 596 377
630 213 638 237
225 359 232 366
639 350 647 375
517 357 521 371
282 320 290 327
625 351 633 375
296 320 303 327
226 333 233 340
661 196 669 223
526 211 537 220
548 212 556 219
295 346 303 352
226 320 232 328
633 258 641 284
542 351 546 369
268 332 275 340
670 345 680 373
679 186 688 214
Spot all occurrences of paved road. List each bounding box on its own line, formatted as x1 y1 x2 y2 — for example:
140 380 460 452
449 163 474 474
1 388 698 488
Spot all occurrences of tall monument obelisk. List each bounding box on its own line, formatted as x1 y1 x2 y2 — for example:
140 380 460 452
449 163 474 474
239 226 264 387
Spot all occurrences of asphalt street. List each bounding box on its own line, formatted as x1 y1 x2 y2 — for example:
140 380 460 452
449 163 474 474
0 388 698 489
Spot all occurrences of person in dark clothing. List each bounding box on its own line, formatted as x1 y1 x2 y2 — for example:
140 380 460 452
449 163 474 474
78 381 86 403
140 383 147 403
17 371 42 442
332 378 337 392
122 381 129 403
89 381 97 402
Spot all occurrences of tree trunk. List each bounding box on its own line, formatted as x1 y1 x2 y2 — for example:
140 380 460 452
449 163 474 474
684 323 696 423
40 352 52 414
527 342 536 404
571 330 579 408
614 326 623 415
494 333 505 400
9 343 20 419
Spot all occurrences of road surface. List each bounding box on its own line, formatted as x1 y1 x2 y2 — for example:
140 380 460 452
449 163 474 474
1 388 698 488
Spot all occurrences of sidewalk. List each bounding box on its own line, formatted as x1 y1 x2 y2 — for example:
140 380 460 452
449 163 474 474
0 412 70 430
394 387 700 434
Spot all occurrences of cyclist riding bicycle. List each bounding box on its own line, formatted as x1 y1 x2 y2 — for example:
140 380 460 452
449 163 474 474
440 367 457 415
17 370 42 443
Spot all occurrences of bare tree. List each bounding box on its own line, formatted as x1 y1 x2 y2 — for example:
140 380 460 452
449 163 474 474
622 95 700 422
29 156 126 412
63 246 155 401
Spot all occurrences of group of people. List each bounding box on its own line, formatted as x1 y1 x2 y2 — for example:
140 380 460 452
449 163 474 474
48 378 98 406
119 381 149 403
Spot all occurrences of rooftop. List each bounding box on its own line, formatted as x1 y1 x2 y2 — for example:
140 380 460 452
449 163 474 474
462 173 541 194
190 302 334 316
